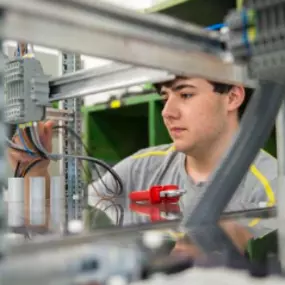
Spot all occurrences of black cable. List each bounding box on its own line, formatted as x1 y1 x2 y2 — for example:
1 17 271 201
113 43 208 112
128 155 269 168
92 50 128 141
20 159 44 178
52 125 91 155
26 126 47 159
54 125 123 196
14 161 21 178
8 144 28 154
77 156 123 196
8 124 123 195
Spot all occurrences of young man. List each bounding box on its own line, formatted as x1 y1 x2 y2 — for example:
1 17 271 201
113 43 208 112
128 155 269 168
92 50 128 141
8 76 277 253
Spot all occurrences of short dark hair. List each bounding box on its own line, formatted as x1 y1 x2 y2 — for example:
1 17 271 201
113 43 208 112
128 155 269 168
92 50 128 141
210 82 254 119
155 78 254 120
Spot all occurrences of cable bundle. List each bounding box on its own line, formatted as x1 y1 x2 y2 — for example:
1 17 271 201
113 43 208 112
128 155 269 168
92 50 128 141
6 123 123 197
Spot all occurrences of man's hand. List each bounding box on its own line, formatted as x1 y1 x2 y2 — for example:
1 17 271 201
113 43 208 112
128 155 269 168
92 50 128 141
171 238 202 258
171 220 253 258
8 121 54 176
220 220 253 253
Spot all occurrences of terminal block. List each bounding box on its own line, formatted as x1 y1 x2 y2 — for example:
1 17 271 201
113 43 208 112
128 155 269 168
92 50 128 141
225 0 285 80
4 57 50 124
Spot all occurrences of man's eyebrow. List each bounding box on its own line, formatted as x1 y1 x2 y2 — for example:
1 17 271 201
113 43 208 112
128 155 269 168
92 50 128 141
172 84 197 91
160 83 197 94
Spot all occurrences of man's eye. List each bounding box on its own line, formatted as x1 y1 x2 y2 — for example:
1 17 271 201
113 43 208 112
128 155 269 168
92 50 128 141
180 93 194 99
161 96 168 104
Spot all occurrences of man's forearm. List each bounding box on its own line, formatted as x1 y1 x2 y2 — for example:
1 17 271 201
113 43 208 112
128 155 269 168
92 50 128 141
24 169 50 228
220 220 253 253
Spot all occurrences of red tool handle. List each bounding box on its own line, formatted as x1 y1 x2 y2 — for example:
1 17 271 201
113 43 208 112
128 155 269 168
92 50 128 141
129 185 179 204
129 185 163 203
128 190 149 202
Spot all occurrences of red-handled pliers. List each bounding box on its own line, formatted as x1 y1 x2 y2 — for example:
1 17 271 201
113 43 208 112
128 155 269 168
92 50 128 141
129 185 185 204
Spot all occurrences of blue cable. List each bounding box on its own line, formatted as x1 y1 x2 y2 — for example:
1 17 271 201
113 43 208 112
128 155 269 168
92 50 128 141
241 8 251 56
206 23 226 31
17 127 35 156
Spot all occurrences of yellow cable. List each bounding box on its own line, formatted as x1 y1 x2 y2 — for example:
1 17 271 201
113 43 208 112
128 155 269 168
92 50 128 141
237 0 244 10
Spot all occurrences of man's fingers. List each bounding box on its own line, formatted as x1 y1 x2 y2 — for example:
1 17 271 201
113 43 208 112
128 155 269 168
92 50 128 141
171 241 201 258
44 120 55 132
8 149 32 164
12 135 21 146
8 121 54 163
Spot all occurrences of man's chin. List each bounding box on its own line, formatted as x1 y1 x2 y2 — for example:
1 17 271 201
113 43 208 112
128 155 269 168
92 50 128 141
173 141 192 153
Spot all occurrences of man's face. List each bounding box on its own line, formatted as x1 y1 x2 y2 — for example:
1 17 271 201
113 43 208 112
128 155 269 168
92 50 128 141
161 77 230 154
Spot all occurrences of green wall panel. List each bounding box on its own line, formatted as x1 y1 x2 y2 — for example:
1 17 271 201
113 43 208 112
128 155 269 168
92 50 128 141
82 94 171 164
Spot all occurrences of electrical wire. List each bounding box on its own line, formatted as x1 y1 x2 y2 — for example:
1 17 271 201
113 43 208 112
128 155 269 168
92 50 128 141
30 123 123 196
66 155 123 196
19 159 44 177
8 122 123 196
17 127 34 156
34 123 123 195
14 161 21 178
53 125 117 196
6 137 35 154
52 125 91 156
30 123 60 160
25 126 47 159
90 197 124 227
237 0 244 11
206 23 226 31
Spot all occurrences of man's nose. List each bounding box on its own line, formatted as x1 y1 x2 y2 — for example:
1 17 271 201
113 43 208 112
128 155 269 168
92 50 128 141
161 95 180 119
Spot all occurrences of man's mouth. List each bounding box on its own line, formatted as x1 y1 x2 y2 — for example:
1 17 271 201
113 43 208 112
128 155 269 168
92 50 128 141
169 127 187 135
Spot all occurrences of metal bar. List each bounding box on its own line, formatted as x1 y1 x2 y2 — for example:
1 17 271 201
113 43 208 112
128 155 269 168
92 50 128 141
46 107 73 115
183 80 285 227
7 206 276 257
0 46 6 257
45 115 73 122
45 107 73 122
0 0 255 87
61 52 83 223
276 101 285 271
48 63 175 101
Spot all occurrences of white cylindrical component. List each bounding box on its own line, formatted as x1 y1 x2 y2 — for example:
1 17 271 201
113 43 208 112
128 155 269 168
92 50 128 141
50 176 64 229
7 178 25 227
29 177 46 225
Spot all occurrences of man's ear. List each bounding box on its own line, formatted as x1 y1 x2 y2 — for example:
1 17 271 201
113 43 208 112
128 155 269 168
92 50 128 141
227 86 245 112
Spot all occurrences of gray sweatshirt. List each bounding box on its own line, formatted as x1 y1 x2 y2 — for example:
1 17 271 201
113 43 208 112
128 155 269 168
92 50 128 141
89 144 277 238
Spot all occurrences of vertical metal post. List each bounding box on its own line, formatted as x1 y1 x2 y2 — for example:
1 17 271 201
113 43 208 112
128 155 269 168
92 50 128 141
0 43 6 256
60 52 83 224
275 100 285 272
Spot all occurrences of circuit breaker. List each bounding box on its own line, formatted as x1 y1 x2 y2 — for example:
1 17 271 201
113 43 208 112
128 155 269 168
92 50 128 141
4 57 50 124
